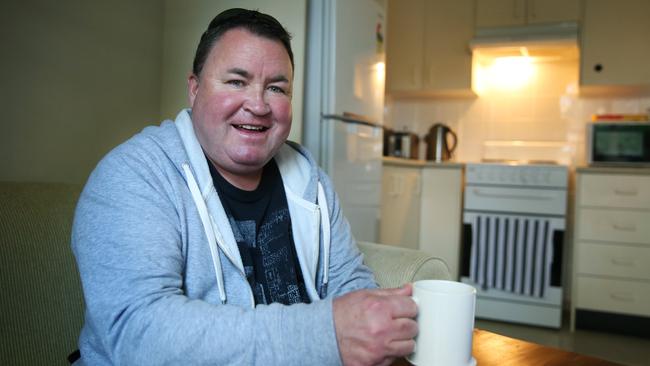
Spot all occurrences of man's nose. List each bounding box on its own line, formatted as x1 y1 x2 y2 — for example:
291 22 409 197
243 86 271 115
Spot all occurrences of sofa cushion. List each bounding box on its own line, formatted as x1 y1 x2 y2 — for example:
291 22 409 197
0 182 84 365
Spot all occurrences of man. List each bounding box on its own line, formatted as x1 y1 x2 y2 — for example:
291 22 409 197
72 8 416 365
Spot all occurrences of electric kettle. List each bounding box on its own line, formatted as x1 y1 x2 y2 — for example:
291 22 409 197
424 123 457 161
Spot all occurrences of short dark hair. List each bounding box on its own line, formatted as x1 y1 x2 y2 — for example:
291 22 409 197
192 8 294 77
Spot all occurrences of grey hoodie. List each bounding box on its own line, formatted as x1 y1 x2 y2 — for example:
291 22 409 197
72 109 377 365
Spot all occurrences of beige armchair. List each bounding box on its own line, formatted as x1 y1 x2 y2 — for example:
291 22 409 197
358 241 451 288
0 182 451 365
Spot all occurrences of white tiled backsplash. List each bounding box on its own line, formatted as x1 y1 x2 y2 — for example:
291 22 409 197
385 58 650 165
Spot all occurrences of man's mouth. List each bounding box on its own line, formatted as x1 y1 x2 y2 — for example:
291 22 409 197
233 124 269 132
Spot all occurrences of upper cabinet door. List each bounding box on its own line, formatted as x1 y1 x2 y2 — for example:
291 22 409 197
581 0 650 89
385 0 474 97
385 0 425 93
476 0 581 28
527 0 582 24
476 0 526 27
423 0 474 93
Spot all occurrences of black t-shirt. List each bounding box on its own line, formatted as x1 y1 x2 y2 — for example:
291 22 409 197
208 158 310 305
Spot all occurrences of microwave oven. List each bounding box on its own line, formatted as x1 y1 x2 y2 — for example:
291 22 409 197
588 122 650 166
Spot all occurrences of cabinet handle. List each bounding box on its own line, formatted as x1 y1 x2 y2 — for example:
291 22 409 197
611 258 635 267
609 292 635 303
614 188 638 196
612 223 637 232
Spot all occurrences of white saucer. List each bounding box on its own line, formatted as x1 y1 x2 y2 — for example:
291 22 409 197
407 356 477 365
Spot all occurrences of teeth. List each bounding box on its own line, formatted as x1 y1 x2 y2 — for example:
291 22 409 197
236 124 267 131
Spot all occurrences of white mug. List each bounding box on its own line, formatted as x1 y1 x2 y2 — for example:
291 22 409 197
407 280 477 366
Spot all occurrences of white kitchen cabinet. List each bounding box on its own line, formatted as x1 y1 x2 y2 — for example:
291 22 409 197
418 165 463 279
380 159 464 279
380 163 422 250
385 0 474 97
580 0 650 92
571 168 650 337
384 0 425 94
475 0 582 28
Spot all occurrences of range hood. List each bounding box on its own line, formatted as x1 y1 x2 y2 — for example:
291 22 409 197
469 21 579 58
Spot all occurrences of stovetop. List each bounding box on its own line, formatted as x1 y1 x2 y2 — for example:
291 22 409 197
465 161 568 188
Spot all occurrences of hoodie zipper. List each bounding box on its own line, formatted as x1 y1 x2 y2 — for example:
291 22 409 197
208 212 255 308
182 164 227 304
183 163 255 307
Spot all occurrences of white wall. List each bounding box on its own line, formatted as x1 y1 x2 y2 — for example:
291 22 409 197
160 0 307 143
0 0 164 183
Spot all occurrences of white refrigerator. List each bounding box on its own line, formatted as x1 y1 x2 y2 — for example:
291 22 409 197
302 0 385 243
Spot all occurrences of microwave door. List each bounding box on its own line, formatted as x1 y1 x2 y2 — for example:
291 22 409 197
589 123 650 166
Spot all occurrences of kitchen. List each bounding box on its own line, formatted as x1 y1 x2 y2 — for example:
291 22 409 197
1 0 649 364
377 0 650 364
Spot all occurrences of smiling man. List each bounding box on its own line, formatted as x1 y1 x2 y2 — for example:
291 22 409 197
72 8 417 366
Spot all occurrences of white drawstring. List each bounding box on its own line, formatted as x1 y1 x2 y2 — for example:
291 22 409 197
182 163 227 304
317 183 331 288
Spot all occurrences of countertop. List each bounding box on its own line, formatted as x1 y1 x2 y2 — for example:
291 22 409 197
576 165 650 175
382 156 464 169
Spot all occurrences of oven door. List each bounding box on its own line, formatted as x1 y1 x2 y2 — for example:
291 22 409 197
461 212 564 298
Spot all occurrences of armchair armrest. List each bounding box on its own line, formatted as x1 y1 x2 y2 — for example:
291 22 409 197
357 241 452 289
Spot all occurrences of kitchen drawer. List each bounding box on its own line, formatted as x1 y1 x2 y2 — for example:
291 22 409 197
465 186 567 216
577 208 650 245
579 174 650 209
576 242 650 280
575 276 650 317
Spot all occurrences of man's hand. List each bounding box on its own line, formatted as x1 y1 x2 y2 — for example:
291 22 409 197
333 285 418 366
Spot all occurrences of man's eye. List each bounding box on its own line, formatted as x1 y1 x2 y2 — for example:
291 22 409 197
227 80 245 87
268 85 286 94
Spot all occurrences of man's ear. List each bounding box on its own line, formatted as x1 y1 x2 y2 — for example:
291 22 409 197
188 73 199 107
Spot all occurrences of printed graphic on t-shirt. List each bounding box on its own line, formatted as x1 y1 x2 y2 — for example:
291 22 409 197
208 157 309 306
229 207 305 305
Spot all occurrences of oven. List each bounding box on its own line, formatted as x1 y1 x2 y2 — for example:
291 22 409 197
460 162 568 328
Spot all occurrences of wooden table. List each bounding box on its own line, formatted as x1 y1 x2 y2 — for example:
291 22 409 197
392 329 622 366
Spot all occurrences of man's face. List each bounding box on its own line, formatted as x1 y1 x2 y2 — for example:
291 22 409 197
188 28 293 185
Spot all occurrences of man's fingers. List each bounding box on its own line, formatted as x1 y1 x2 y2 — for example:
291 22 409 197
389 317 418 340
381 293 418 318
373 283 413 297
386 339 417 358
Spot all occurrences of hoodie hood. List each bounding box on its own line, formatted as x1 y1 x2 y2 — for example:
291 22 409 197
164 109 320 204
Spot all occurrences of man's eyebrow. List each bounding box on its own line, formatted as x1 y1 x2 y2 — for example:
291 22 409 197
268 75 289 83
226 68 251 78
226 68 289 84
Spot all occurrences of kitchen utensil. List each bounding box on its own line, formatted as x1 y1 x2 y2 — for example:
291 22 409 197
425 123 457 161
387 130 419 159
